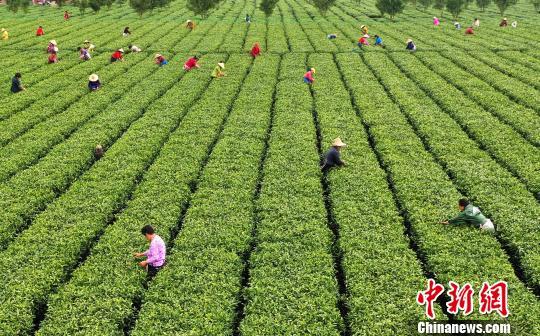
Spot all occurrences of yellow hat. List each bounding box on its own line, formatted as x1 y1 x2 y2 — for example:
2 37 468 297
332 138 347 147
1 28 5 32
89 74 99 81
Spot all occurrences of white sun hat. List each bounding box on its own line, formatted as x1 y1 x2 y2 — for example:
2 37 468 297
89 74 99 81
218 62 225 69
332 137 347 147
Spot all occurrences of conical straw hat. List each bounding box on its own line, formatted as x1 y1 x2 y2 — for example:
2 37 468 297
332 138 346 147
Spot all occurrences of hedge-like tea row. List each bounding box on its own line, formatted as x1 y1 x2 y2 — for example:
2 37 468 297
0 54 152 182
0 53 111 121
277 1 314 52
266 7 290 53
377 22 540 115
284 0 338 53
132 55 275 336
336 54 540 334
388 52 540 195
218 0 252 52
0 53 237 336
239 53 342 335
415 52 540 147
290 0 353 51
308 53 432 334
430 50 540 115
0 54 144 148
172 0 238 53
243 4 269 53
0 18 180 122
339 0 534 52
0 4 242 247
467 50 539 90
0 53 188 250
497 50 540 72
367 52 540 294
36 54 251 336
0 16 177 98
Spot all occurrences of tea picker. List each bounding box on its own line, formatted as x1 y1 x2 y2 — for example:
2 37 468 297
133 225 167 279
441 199 495 232
11 73 25 93
321 138 347 172
303 67 316 84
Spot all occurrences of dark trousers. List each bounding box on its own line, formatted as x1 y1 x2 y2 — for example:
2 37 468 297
147 264 163 279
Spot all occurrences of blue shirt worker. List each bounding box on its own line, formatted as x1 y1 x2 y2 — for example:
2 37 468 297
11 73 25 93
321 138 347 171
88 74 101 91
374 35 383 46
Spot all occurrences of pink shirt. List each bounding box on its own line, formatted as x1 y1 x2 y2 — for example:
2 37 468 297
144 235 166 267
304 71 314 81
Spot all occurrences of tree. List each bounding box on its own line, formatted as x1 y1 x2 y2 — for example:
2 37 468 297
187 0 220 18
259 0 279 16
418 0 433 8
475 0 491 11
6 0 30 13
433 0 446 17
529 0 540 12
310 0 336 14
494 0 517 15
375 0 405 18
73 0 90 13
446 0 465 18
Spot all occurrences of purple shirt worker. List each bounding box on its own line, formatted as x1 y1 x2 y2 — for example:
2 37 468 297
134 225 166 278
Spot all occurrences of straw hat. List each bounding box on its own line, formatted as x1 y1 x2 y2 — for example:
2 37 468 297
363 34 369 38
406 38 413 43
118 48 124 53
50 40 57 45
89 74 99 81
503 17 507 20
1 28 5 32
155 53 162 59
84 39 90 43
218 62 225 69
186 20 192 23
332 138 347 147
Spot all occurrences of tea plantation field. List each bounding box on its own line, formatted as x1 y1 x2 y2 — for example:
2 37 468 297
0 0 539 334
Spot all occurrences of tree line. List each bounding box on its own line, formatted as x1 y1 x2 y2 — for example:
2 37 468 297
4 0 538 19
